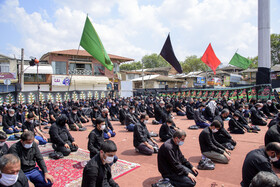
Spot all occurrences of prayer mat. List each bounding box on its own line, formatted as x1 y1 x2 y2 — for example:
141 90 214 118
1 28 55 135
42 149 140 187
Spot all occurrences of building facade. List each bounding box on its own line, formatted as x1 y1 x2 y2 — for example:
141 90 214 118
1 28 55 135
0 54 18 92
40 49 133 92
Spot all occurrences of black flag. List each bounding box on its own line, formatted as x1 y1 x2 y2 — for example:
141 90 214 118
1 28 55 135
160 34 182 74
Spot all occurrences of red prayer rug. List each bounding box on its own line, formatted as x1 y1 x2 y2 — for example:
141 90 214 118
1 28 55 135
42 148 140 187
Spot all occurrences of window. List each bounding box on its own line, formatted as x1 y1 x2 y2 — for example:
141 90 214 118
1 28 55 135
0 62 10 72
94 64 105 76
52 61 67 75
24 74 46 82
68 63 92 75
113 63 120 74
127 74 135 80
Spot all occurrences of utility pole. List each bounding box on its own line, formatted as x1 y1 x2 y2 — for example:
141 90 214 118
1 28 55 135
20 48 24 91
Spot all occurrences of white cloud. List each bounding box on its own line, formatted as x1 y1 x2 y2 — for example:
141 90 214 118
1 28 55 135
0 0 276 65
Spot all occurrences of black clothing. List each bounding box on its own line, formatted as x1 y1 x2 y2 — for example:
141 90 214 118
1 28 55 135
119 108 128 125
159 123 176 142
49 109 60 123
68 112 81 125
49 115 75 148
263 103 278 116
213 115 234 146
0 143 8 158
174 101 184 113
193 109 207 123
2 114 17 130
124 112 138 126
22 121 37 134
90 109 101 126
250 106 267 126
203 106 215 122
158 139 194 178
133 121 151 148
146 105 155 118
81 154 119 187
264 124 280 146
139 103 146 113
199 127 225 154
0 170 29 187
268 116 280 128
88 128 104 158
186 103 195 120
16 113 25 124
109 106 119 118
241 148 275 187
99 115 114 133
8 141 48 173
228 118 245 134
154 105 165 122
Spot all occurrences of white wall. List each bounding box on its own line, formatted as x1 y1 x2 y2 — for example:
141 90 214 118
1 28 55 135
24 84 50 91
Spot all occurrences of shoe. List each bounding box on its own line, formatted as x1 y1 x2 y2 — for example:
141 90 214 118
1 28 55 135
153 147 159 153
135 148 139 153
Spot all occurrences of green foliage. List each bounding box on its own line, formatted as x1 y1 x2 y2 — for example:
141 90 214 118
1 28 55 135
271 33 280 65
120 61 142 71
181 55 209 73
142 53 169 68
248 56 258 68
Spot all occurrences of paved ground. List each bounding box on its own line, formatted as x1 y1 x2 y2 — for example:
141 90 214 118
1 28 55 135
50 114 279 187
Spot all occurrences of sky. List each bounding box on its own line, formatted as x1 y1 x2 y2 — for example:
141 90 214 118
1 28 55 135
0 0 280 65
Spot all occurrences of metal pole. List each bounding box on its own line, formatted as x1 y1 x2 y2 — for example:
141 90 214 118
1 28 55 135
21 48 24 91
257 0 271 84
142 62 144 89
37 63 41 130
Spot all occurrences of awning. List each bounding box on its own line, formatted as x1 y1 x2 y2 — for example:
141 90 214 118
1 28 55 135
70 76 109 85
23 65 53 74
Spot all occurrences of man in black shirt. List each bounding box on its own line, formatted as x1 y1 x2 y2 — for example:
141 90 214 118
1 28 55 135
109 101 119 121
23 113 47 145
68 106 86 131
88 117 106 159
8 131 54 187
199 120 231 164
0 154 29 187
154 101 165 123
193 104 210 128
186 98 195 120
175 98 186 116
250 103 267 126
49 105 60 124
133 114 158 155
159 118 177 142
119 103 128 125
146 103 155 118
82 140 119 187
124 106 139 132
49 114 78 156
241 142 280 187
2 109 21 134
99 108 116 139
158 129 198 187
90 105 101 127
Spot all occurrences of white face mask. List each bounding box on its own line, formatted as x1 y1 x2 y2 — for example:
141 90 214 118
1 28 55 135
29 120 34 123
113 104 116 106
23 143 33 149
270 154 278 162
9 114 14 117
258 107 262 110
105 155 114 164
268 104 272 106
132 111 135 114
100 124 106 130
144 120 148 124
0 172 19 186
212 129 218 133
0 142 5 147
73 111 77 114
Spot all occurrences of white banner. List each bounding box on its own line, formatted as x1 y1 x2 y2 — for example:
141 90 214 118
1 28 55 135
52 76 70 86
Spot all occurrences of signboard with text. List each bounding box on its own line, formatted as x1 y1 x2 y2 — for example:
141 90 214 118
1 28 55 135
52 76 71 86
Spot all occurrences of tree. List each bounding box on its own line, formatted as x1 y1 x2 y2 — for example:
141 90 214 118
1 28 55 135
248 56 258 68
271 33 280 65
119 61 142 71
181 55 209 73
141 53 169 68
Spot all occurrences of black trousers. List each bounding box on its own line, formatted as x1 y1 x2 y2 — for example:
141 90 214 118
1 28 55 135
52 141 78 156
163 166 197 187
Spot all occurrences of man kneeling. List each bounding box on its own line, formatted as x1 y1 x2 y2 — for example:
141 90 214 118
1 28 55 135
81 140 119 187
158 129 199 187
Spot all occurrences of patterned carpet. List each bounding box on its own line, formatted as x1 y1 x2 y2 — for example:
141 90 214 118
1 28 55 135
42 147 140 187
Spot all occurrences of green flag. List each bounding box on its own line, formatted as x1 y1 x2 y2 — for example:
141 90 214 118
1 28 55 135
80 16 113 71
229 53 251 69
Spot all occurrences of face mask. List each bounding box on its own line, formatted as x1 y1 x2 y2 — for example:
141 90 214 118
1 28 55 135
0 142 5 147
113 104 116 106
9 114 14 117
73 111 77 114
29 120 34 123
24 143 33 149
258 107 262 110
270 154 278 162
100 125 106 130
201 108 205 111
178 141 184 146
212 129 218 133
125 108 128 111
242 109 245 112
105 155 114 164
132 111 135 114
0 172 19 186
144 120 148 124
268 104 271 106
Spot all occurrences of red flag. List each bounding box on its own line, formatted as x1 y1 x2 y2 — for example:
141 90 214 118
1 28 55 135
201 43 221 74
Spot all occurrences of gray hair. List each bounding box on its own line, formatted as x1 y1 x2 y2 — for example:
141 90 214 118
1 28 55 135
249 171 280 187
102 108 109 113
0 154 20 171
8 108 15 113
173 129 186 139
